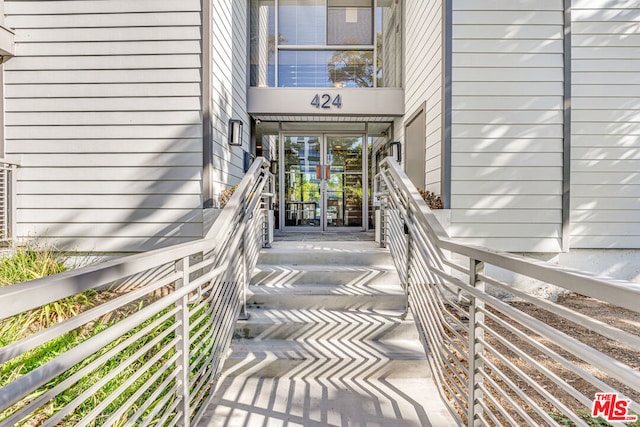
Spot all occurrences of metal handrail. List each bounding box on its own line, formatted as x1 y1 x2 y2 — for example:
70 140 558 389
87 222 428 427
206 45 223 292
376 157 640 427
0 157 273 426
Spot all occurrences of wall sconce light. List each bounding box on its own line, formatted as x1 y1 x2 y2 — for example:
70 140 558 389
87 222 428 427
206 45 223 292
389 141 402 163
228 119 243 146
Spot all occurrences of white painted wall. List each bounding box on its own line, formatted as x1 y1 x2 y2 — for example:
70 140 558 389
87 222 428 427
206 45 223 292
210 0 250 197
4 0 204 252
397 0 443 194
449 0 565 252
571 1 640 249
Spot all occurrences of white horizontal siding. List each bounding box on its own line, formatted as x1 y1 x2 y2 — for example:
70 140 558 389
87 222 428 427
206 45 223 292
208 0 250 197
5 83 201 98
450 0 564 252
18 181 201 195
453 209 561 223
452 166 563 181
8 98 202 112
8 12 202 29
20 209 201 223
8 55 202 71
571 3 640 249
4 0 204 252
13 139 202 153
401 0 442 194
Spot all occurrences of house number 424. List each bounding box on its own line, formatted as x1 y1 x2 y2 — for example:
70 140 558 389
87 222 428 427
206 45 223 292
311 94 342 109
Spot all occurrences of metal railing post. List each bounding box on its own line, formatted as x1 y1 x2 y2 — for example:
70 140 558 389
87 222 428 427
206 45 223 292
380 193 388 248
9 165 16 242
263 172 274 249
0 168 7 242
403 207 412 320
175 256 191 427
239 197 249 321
468 258 485 427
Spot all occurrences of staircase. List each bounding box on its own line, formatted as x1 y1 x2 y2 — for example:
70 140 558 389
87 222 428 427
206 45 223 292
201 239 454 426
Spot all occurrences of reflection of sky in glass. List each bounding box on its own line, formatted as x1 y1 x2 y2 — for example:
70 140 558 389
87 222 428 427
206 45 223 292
279 2 325 45
279 51 332 87
249 1 399 88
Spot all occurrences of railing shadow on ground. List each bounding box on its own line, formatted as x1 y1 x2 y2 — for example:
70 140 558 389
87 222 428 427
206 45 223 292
0 158 272 426
200 307 443 427
376 157 640 427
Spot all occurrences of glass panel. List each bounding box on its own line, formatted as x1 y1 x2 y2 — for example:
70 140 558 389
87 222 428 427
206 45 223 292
329 50 374 88
376 1 402 88
250 0 276 87
279 50 374 87
283 136 322 227
278 0 325 46
328 6 373 45
326 136 363 228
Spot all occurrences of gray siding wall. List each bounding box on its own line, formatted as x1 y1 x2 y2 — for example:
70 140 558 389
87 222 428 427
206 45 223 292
449 0 565 252
571 1 640 249
398 0 443 194
210 0 250 196
4 0 204 252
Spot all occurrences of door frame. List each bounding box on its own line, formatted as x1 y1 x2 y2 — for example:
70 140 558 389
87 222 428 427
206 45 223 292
279 132 368 232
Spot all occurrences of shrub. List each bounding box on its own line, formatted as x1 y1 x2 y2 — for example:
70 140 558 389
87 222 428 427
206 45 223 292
0 242 90 342
417 188 444 209
218 185 238 208
0 242 68 287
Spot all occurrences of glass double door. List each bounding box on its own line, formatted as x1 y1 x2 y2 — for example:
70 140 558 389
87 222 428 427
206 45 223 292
282 134 365 231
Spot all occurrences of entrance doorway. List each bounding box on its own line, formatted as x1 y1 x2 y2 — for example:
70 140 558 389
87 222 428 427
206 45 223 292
281 134 366 231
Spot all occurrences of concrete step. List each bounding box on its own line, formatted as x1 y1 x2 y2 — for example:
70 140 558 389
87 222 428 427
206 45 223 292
247 287 405 310
251 264 401 288
235 309 418 341
257 241 394 267
220 338 429 379
202 239 457 426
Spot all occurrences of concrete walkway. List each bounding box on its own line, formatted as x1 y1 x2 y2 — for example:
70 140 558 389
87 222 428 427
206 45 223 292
200 240 455 426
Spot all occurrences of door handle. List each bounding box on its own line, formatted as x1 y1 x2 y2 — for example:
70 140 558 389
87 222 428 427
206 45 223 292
316 165 331 180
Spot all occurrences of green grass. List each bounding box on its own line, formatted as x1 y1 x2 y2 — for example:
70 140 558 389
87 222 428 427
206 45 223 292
1 298 182 425
0 243 92 346
0 243 221 425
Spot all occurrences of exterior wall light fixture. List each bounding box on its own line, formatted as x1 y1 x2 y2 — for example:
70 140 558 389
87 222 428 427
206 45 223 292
228 119 243 146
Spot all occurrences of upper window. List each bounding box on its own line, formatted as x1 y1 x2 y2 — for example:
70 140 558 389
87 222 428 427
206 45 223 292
250 0 401 88
328 1 373 45
279 0 326 45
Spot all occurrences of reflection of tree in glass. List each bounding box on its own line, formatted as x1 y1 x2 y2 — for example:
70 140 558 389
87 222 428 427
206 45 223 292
376 31 383 87
327 138 363 210
250 32 287 66
328 137 362 171
283 138 300 172
284 137 321 204
327 37 382 88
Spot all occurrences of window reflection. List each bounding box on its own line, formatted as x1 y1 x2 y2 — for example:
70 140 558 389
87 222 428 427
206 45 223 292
250 0 401 88
328 6 373 45
278 0 325 45
250 0 276 87
279 50 373 88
